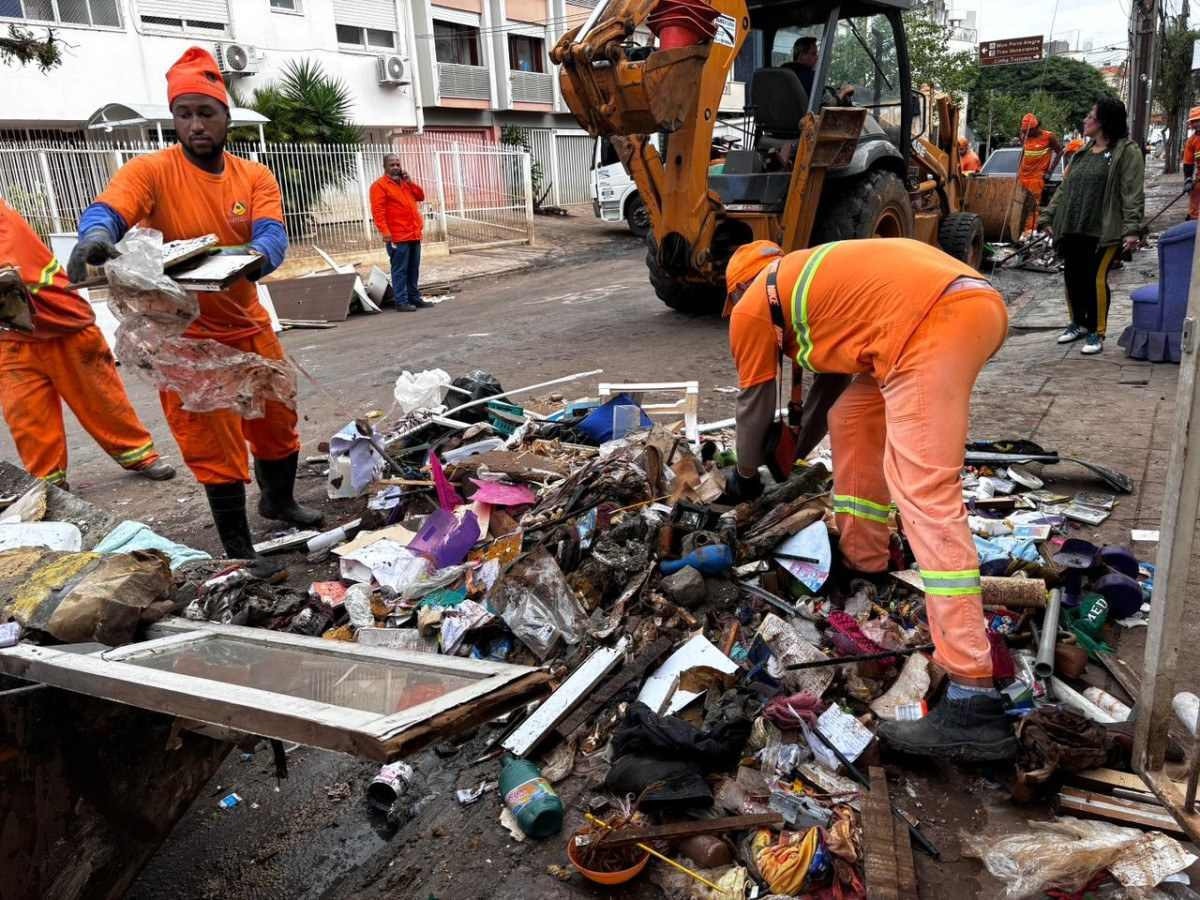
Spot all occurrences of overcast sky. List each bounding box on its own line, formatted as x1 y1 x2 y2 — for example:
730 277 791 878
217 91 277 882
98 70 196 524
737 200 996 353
958 0 1135 65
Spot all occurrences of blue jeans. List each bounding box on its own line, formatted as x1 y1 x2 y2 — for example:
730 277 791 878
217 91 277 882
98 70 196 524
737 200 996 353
387 240 422 307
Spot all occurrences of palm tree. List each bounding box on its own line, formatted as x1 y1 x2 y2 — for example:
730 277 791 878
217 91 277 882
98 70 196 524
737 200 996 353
232 61 363 238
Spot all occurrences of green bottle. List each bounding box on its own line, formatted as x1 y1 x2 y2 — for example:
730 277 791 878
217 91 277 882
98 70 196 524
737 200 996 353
499 755 563 838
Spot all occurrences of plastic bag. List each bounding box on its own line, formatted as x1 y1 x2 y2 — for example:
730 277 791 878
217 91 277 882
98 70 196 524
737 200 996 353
488 547 586 660
393 369 451 415
961 816 1196 898
106 228 297 419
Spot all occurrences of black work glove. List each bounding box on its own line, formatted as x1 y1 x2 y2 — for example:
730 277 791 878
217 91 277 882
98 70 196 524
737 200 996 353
1186 178 1195 194
722 467 763 503
67 229 120 283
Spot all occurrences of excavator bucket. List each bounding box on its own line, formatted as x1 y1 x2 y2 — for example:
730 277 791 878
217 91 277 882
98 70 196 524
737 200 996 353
558 44 710 136
963 178 1036 243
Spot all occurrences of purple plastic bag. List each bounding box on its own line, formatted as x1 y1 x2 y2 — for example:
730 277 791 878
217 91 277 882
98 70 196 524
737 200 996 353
408 508 480 568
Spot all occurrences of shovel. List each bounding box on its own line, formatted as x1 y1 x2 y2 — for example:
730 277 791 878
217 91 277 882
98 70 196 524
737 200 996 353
963 449 1133 494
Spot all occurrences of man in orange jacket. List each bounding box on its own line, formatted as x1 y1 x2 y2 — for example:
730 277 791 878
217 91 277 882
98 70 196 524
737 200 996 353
1018 113 1062 233
67 46 321 571
0 200 175 490
1182 107 1200 219
370 155 429 312
726 238 1014 761
958 137 981 174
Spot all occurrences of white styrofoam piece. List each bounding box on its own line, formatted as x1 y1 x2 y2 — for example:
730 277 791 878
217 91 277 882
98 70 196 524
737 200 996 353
638 632 738 715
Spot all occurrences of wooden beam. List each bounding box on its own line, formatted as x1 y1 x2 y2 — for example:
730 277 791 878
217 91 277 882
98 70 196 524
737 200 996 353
1058 786 1186 834
597 814 785 848
555 637 674 742
864 766 901 900
1136 767 1200 844
1134 217 1200 775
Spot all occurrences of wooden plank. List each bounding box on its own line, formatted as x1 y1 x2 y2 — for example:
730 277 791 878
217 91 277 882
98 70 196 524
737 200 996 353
1134 215 1200 776
501 641 626 757
1058 787 1185 834
1072 767 1158 794
892 802 919 900
864 766 901 900
1137 766 1200 845
556 637 674 741
597 814 785 848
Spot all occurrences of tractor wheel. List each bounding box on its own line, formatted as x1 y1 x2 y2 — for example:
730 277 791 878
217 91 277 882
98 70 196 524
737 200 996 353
624 193 650 239
937 211 986 270
812 169 913 244
645 238 725 315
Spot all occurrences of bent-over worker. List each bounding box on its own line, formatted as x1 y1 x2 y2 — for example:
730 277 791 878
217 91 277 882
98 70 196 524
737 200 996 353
1183 107 1200 220
68 46 321 568
0 200 175 489
725 238 1014 761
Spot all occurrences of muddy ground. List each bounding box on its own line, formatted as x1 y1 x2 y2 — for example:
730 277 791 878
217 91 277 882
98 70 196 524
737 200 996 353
8 179 1198 899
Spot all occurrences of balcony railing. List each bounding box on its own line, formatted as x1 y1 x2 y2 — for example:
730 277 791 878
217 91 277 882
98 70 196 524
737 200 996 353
510 70 554 104
438 62 491 101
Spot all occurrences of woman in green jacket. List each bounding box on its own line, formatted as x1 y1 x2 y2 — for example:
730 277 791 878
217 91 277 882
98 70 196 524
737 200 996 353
1040 97 1145 355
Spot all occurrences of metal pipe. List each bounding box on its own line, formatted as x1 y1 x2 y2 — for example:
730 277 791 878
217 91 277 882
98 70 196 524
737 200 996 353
1035 588 1063 679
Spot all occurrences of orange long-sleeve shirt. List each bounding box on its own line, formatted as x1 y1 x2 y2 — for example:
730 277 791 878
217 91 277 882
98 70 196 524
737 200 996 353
369 176 425 243
0 199 94 342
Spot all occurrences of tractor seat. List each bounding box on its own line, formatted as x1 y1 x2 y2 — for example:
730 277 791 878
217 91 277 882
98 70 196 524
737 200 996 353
749 68 809 143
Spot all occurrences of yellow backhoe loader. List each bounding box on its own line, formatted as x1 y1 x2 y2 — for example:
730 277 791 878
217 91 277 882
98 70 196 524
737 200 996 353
552 0 997 313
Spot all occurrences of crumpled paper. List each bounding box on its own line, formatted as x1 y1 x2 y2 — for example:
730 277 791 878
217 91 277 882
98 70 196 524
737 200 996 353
106 228 296 418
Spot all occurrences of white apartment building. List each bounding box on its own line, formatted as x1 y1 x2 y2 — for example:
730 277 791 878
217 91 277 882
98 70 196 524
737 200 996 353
0 0 593 144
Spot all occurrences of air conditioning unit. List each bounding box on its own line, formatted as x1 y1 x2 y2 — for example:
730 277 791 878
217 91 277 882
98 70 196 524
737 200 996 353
216 43 257 77
377 54 409 85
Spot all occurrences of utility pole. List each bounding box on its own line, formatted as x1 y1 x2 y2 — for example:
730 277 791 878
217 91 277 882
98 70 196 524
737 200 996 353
1129 0 1160 150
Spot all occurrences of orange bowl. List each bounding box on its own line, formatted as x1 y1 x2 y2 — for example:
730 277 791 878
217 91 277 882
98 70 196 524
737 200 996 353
566 831 652 886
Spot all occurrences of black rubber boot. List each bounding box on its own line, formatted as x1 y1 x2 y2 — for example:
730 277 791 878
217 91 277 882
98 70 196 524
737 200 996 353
254 452 324 527
204 482 285 580
877 693 1018 762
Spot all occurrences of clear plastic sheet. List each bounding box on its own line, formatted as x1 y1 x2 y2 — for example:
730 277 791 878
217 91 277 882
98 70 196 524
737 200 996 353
488 547 587 660
106 228 297 419
962 817 1197 899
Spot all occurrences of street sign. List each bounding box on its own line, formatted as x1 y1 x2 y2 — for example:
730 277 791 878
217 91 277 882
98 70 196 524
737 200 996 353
979 35 1044 67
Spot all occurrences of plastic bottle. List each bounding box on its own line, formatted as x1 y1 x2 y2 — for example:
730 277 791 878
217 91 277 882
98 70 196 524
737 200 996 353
660 543 734 575
499 755 563 838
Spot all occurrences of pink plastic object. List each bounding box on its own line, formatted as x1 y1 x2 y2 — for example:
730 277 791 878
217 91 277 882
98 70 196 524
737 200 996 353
469 479 537 507
429 452 464 510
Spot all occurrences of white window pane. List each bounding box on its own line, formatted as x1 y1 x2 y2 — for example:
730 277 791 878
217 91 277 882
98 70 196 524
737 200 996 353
366 28 394 48
21 0 54 21
126 636 478 716
90 0 120 26
270 0 297 9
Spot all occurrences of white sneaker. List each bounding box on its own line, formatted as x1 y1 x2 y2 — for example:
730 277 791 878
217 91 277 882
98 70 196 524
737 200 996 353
1080 334 1104 355
1057 324 1087 344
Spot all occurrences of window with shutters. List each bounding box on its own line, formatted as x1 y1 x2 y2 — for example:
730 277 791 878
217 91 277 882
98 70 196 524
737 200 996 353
335 23 396 50
333 0 396 50
0 0 121 28
138 0 230 34
433 20 481 66
269 0 301 13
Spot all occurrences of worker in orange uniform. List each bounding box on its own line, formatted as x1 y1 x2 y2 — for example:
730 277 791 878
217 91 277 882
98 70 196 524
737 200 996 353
1063 136 1085 172
958 137 981 174
0 201 175 490
370 154 430 312
67 47 321 570
1182 107 1200 219
725 238 1014 761
1017 113 1062 234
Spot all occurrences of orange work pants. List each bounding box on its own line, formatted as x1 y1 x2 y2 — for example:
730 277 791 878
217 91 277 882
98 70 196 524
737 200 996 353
0 325 159 485
1189 181 1200 220
159 327 300 485
1020 175 1045 233
828 288 1008 681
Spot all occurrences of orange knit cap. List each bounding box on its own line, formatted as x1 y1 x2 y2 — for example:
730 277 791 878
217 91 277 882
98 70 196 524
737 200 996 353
167 46 229 108
1021 113 1039 132
956 136 969 151
1189 106 1200 124
725 240 784 298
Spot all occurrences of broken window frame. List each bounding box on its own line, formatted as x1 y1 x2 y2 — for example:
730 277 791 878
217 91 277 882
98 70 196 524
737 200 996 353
0 619 548 761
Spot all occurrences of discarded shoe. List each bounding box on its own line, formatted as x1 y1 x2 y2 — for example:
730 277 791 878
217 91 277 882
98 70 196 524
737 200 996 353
1056 324 1086 344
133 459 177 481
877 694 1017 762
256 452 324 527
1081 334 1104 355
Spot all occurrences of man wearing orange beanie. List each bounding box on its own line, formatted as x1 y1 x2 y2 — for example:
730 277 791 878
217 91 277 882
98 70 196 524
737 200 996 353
1182 107 1200 219
726 237 1014 761
958 137 981 174
68 47 320 573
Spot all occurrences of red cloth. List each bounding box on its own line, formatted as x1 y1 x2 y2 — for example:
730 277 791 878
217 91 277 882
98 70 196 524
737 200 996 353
166 46 228 107
763 692 825 728
0 199 93 340
369 176 426 243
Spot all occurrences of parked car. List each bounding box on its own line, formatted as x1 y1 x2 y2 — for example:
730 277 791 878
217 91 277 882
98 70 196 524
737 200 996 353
979 146 1064 204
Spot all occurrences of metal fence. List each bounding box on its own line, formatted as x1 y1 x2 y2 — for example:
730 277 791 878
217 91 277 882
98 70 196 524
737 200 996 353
0 138 534 260
518 128 596 207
